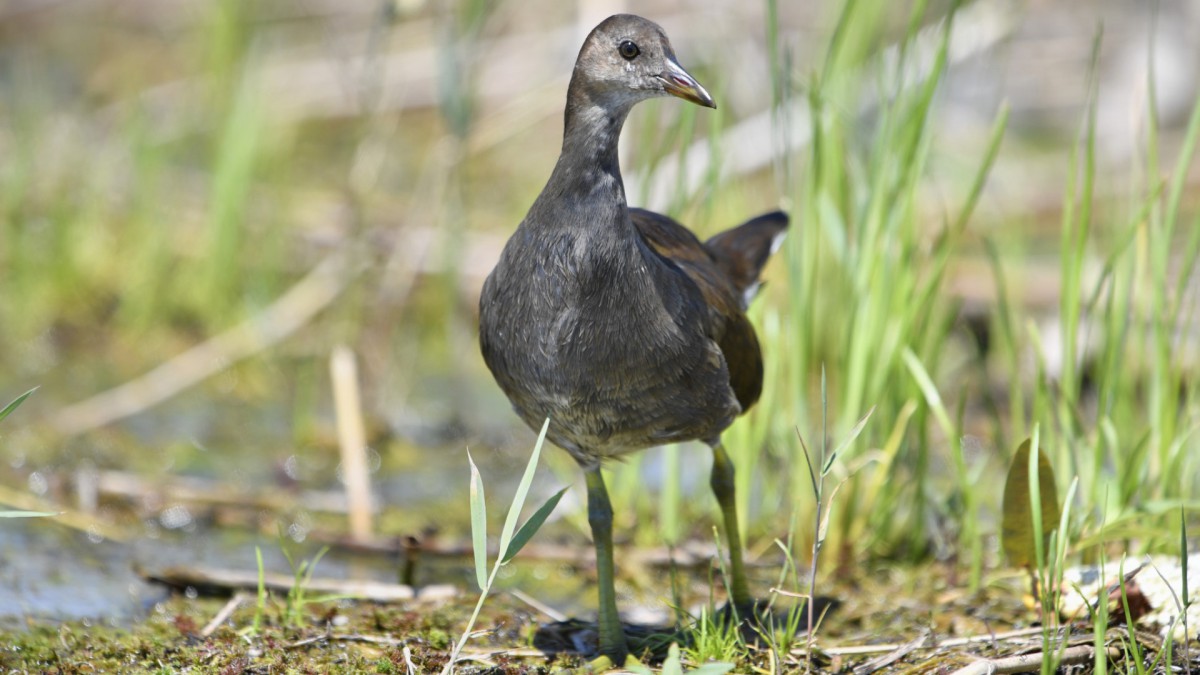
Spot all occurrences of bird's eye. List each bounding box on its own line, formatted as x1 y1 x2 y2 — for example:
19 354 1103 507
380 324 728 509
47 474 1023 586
618 40 640 60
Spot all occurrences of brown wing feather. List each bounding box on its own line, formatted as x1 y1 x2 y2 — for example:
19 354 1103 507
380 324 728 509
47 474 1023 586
630 207 770 413
705 210 789 308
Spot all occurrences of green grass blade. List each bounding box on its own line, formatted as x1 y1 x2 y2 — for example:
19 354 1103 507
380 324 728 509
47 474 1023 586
820 0 861 84
1182 507 1189 610
1028 428 1046 577
827 406 875 474
0 387 37 424
467 449 488 591
496 417 551 561
901 349 953 437
253 545 266 634
501 486 568 565
952 102 1009 234
301 546 329 587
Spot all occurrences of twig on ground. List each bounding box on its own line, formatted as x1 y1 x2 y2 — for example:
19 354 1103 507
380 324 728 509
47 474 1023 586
852 632 929 675
287 633 412 649
325 534 747 571
142 565 456 603
403 645 418 675
507 589 567 622
948 644 1122 675
790 627 1050 657
285 634 330 650
201 592 249 637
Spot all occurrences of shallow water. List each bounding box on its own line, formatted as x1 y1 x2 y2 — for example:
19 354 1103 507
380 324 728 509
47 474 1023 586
0 516 429 625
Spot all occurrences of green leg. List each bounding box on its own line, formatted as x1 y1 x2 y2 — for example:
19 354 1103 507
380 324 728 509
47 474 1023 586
585 467 628 663
710 442 752 607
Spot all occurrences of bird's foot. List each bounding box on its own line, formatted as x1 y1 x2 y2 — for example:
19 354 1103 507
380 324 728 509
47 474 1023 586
714 595 840 645
712 598 771 644
532 618 680 663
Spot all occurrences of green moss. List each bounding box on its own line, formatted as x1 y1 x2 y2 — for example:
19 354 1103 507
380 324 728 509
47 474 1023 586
425 627 451 651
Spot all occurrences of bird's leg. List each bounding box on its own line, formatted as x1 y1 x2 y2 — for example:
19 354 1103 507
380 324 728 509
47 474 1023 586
584 466 628 663
709 442 752 608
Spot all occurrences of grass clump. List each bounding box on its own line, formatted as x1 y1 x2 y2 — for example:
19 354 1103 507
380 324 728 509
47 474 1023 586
722 0 1199 587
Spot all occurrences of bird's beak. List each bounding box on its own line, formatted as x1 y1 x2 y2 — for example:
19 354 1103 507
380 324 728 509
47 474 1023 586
660 57 715 109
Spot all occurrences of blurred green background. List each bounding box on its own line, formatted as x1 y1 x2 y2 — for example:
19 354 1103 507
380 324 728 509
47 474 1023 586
1 0 1198 618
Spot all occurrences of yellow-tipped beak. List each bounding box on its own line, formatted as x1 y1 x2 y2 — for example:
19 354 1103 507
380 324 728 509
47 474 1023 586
661 58 715 108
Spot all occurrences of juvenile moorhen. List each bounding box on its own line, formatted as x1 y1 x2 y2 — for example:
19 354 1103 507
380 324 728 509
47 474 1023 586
478 14 788 663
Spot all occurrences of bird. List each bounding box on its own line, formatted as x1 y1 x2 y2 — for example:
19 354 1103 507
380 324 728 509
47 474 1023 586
478 14 788 664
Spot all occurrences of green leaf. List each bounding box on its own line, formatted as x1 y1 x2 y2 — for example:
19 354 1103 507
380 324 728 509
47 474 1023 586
0 387 37 424
501 486 567 565
467 449 488 591
497 417 550 561
662 643 684 675
1001 438 1061 568
0 510 58 518
624 661 654 675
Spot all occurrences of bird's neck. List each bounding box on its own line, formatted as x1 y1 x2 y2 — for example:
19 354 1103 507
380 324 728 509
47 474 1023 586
546 80 635 200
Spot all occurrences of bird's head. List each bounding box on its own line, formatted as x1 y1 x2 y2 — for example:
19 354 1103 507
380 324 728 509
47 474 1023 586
572 14 715 110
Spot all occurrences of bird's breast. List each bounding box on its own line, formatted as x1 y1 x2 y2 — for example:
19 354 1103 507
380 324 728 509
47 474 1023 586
479 218 739 457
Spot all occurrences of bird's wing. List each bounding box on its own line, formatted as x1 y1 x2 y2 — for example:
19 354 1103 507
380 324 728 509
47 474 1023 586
629 207 765 413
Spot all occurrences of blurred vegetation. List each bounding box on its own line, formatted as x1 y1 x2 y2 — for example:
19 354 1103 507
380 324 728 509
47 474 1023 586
0 0 1198 616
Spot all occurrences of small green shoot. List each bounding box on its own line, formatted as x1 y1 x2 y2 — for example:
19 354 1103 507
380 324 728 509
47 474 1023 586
239 542 342 634
247 545 266 635
280 544 336 628
795 368 872 670
628 642 734 675
687 605 746 666
1000 427 1077 675
1012 427 1060 667
761 537 807 657
1117 558 1149 675
0 387 37 424
443 418 566 674
1088 492 1111 675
